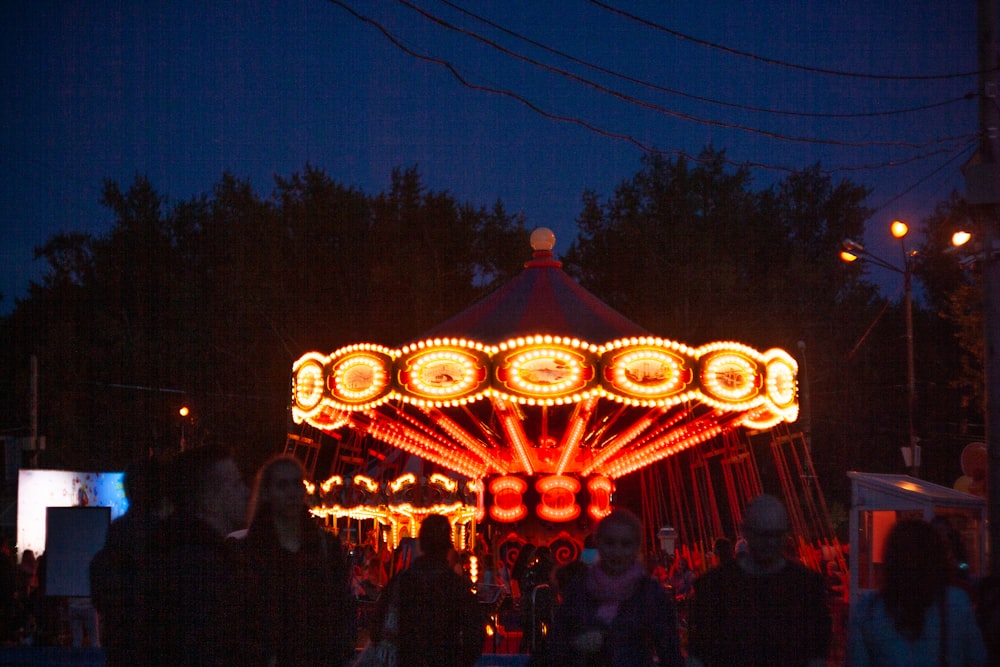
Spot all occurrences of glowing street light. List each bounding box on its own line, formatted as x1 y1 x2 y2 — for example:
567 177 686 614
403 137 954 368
840 220 919 477
952 230 973 250
179 405 191 451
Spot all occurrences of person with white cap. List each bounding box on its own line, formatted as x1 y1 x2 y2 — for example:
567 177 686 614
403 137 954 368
687 494 831 667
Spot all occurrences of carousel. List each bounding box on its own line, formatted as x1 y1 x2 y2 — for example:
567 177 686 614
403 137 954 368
287 228 828 576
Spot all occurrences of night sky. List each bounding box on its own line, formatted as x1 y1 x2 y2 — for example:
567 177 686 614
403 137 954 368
1 0 985 314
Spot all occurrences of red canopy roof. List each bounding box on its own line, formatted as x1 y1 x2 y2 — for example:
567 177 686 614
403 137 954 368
419 231 649 345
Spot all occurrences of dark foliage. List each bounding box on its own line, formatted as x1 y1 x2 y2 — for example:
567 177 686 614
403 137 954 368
0 155 977 506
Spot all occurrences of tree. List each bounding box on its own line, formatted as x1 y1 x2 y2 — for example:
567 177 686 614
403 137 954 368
0 155 971 497
367 166 525 344
561 148 938 497
0 165 528 472
917 193 985 427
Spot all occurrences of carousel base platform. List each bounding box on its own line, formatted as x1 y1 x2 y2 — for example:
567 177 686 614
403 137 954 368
0 647 530 666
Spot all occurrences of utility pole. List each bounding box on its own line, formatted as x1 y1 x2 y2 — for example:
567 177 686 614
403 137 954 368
966 0 999 574
30 355 38 468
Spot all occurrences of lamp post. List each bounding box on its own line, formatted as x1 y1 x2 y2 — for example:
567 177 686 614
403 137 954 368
841 220 919 477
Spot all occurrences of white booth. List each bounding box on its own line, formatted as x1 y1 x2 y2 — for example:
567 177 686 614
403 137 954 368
848 471 987 606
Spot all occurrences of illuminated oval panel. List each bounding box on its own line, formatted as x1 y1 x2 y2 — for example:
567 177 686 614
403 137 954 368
587 476 615 521
398 347 488 400
293 359 326 411
467 479 485 522
489 476 528 523
496 346 594 398
329 352 392 404
536 475 581 522
604 347 691 398
700 351 761 403
765 358 797 408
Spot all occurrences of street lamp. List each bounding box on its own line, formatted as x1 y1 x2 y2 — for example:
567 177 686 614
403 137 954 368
841 220 919 477
179 405 190 451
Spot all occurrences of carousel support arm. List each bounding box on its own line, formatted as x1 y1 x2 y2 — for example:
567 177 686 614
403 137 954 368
493 397 535 475
601 411 739 478
422 406 509 475
360 413 488 478
581 406 666 476
555 396 598 475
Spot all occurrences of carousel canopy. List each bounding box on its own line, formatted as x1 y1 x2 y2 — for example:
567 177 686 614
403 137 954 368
419 228 649 344
290 228 798 509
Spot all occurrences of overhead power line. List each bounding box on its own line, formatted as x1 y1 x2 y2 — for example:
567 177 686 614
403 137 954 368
326 0 974 176
590 0 997 81
397 0 975 150
870 141 978 214
437 0 977 119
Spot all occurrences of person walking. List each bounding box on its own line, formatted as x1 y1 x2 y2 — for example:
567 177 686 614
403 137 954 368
848 518 985 667
241 454 355 667
143 444 252 667
549 508 684 667
687 494 831 667
372 513 483 667
90 456 172 665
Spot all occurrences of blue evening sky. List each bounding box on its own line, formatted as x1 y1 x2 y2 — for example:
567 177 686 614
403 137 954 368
0 1 985 314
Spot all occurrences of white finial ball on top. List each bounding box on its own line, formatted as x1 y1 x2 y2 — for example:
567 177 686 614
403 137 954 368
530 227 555 252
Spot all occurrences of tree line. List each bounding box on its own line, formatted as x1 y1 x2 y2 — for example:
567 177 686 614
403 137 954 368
0 149 982 504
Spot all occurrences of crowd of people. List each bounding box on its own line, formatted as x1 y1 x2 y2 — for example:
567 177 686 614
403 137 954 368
86 447 372 667
511 495 994 667
88 445 485 667
1 446 995 667
0 540 44 646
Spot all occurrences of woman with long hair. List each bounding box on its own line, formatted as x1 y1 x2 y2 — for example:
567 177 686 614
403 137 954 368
241 455 356 666
848 518 985 666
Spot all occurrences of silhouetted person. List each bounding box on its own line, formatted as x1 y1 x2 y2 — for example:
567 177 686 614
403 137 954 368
90 456 171 665
240 454 355 666
849 518 985 666
518 545 556 655
975 574 1000 667
144 445 251 667
0 538 17 644
380 513 484 667
688 494 831 667
511 542 537 600
929 515 976 601
712 537 734 567
549 508 684 667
